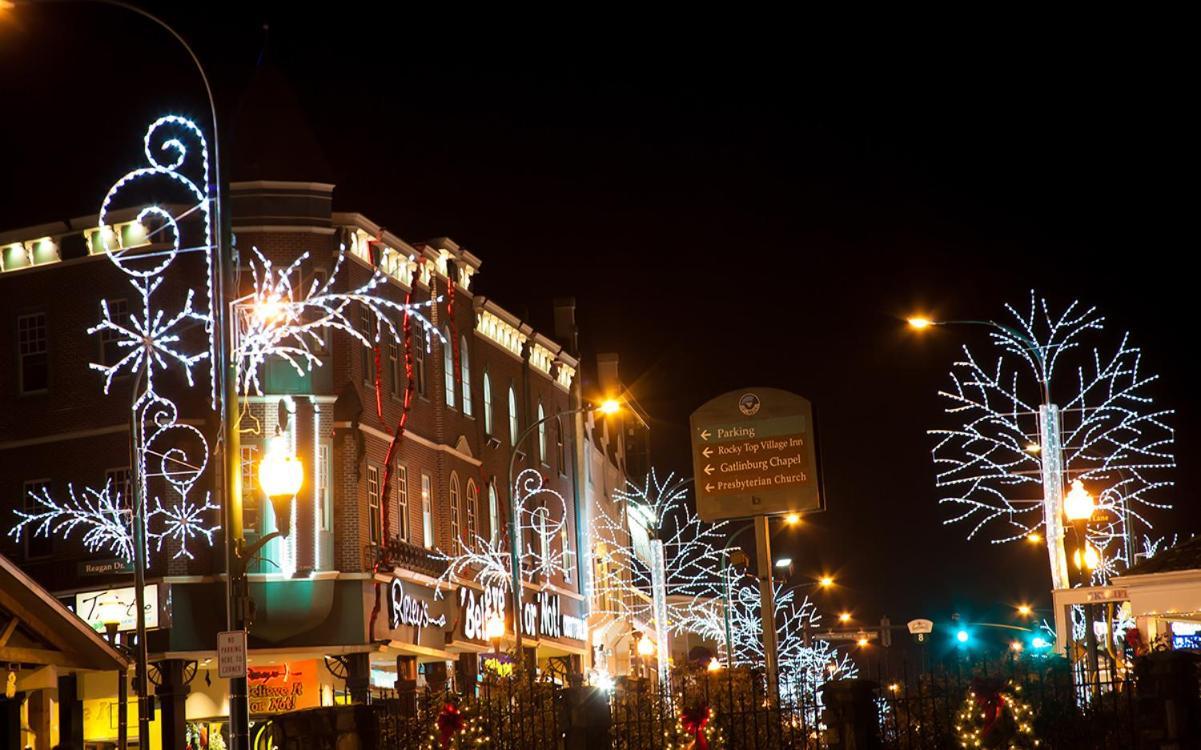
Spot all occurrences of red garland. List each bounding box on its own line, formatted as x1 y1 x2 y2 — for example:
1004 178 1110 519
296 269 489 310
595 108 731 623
436 702 465 749
373 344 384 420
446 267 459 389
679 704 711 750
378 286 416 543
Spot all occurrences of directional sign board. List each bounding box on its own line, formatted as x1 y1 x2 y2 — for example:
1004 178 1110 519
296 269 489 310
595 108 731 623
813 630 878 642
690 388 823 522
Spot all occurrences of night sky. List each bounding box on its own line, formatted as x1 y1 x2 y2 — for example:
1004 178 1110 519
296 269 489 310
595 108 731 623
2 6 1196 643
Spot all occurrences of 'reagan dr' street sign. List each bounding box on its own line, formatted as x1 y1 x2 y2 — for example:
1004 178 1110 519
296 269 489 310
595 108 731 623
690 388 824 522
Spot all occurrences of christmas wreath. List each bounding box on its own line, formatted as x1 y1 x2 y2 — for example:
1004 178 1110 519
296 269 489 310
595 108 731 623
955 677 1039 749
422 700 491 750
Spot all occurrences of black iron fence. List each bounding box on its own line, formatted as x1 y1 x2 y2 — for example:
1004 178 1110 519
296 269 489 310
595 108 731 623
269 653 1195 749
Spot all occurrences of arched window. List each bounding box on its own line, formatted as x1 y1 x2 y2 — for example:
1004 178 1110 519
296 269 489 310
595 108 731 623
488 484 501 544
460 335 473 416
442 327 456 409
483 369 493 434
508 386 519 445
466 479 478 543
556 409 566 473
537 402 547 464
414 334 427 397
449 473 461 552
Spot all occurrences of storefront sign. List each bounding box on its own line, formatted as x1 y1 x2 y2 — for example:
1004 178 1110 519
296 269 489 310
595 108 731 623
247 660 319 714
389 577 446 631
459 584 508 643
74 584 160 633
562 613 586 641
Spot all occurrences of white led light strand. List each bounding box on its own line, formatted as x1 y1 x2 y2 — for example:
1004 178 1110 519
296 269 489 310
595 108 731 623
930 291 1175 586
8 481 134 562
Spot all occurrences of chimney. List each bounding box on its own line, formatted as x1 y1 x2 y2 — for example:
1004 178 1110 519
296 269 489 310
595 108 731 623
597 353 620 394
553 297 578 355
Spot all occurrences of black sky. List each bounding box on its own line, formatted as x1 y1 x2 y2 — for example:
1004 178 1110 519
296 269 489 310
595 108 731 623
2 6 1196 637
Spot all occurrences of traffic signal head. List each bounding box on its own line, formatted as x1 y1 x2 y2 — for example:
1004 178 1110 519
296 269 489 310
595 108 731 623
956 629 969 644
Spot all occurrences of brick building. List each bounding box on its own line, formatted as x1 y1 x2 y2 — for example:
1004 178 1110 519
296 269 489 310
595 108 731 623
0 179 638 748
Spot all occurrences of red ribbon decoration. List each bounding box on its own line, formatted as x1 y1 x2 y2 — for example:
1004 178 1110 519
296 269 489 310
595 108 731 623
436 702 465 749
679 704 711 750
970 677 1005 738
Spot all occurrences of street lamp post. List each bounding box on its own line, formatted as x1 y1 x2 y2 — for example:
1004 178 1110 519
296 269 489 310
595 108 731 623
908 317 1071 592
507 400 619 663
97 594 128 750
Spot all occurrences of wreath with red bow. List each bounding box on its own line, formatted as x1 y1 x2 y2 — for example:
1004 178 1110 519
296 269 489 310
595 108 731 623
956 678 1039 748
676 703 721 750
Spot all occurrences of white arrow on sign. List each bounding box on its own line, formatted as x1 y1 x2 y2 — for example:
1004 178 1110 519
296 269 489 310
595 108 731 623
700 429 711 441
705 483 714 492
702 446 713 458
704 464 715 476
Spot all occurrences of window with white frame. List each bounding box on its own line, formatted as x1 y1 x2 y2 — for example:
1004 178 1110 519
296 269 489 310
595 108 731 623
388 343 402 399
421 473 434 548
460 336 473 416
488 484 501 544
318 444 332 533
241 445 259 533
100 299 130 368
508 386 519 445
442 326 456 409
368 465 381 545
396 465 409 542
556 410 566 475
561 528 573 583
359 306 373 385
414 334 427 397
449 473 461 552
18 313 49 394
104 467 132 512
483 370 493 434
466 480 478 544
537 402 547 464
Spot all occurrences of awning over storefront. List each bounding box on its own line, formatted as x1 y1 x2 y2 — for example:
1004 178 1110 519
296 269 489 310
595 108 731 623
0 553 128 673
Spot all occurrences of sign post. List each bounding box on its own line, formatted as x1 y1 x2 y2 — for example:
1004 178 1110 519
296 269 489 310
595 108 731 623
691 388 824 703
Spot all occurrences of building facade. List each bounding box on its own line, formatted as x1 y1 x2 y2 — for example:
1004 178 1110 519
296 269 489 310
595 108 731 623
0 180 636 748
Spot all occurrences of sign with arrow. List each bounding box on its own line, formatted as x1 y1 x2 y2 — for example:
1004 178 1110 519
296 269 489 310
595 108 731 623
690 388 823 522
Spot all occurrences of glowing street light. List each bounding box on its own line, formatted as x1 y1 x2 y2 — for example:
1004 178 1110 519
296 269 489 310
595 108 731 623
819 576 835 588
1010 641 1024 653
636 635 656 658
784 512 801 525
1026 533 1042 544
838 612 852 624
1017 604 1033 617
597 399 621 415
775 557 793 569
907 316 934 330
258 433 303 537
1075 543 1101 571
707 657 722 673
1063 480 1096 522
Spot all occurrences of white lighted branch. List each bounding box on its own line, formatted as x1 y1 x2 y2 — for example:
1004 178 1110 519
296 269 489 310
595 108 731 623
930 291 1175 585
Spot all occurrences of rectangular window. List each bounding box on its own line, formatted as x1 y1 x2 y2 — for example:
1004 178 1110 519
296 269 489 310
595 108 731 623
414 337 427 397
100 299 130 368
421 473 434 548
396 465 409 542
318 444 332 533
241 446 259 534
359 307 374 386
389 343 402 399
104 467 132 511
368 465 381 545
18 313 48 394
556 414 566 475
22 480 53 558
561 528 573 583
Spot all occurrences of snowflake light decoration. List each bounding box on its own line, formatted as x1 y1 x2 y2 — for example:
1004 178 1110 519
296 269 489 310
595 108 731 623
930 291 1174 588
8 481 133 562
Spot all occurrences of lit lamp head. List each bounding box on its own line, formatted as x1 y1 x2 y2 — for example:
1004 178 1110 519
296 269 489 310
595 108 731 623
1075 543 1101 571
1063 480 1096 522
597 399 621 416
258 432 303 537
819 576 835 588
485 613 505 645
906 316 934 330
707 657 722 673
96 593 125 640
636 635 656 658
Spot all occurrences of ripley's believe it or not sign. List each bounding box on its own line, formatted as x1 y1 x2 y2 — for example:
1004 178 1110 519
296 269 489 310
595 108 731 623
690 387 824 522
458 585 585 644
